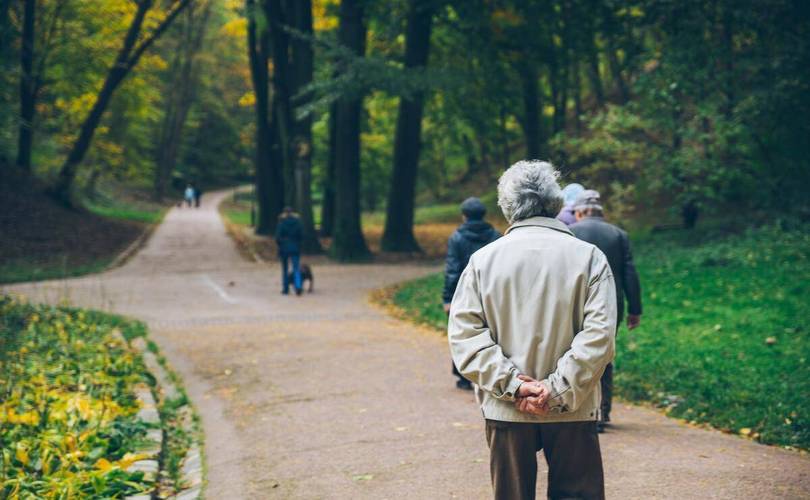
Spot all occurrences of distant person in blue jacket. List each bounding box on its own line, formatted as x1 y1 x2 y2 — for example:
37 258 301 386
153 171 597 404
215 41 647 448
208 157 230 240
275 207 303 296
443 197 500 390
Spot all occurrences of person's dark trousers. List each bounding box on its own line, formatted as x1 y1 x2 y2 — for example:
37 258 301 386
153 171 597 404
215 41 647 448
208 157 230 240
600 363 613 422
281 252 302 294
485 419 605 500
600 323 620 422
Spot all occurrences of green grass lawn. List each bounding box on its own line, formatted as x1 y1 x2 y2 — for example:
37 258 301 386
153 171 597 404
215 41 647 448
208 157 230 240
384 224 810 450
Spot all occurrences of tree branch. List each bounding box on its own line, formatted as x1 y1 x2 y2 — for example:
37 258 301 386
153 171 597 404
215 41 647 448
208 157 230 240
126 0 194 69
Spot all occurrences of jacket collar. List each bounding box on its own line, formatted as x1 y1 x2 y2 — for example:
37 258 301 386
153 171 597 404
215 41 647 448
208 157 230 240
506 216 574 236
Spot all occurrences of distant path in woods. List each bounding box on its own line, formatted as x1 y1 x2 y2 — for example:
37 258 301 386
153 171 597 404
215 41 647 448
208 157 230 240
4 189 809 499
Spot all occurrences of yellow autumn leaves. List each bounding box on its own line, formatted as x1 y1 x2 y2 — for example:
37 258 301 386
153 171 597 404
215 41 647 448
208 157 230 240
0 297 156 498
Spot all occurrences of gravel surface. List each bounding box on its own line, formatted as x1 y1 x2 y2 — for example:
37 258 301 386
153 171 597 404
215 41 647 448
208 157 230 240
5 189 809 499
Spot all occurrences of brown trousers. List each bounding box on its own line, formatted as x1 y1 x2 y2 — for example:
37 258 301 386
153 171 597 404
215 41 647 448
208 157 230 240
601 363 613 421
485 419 605 500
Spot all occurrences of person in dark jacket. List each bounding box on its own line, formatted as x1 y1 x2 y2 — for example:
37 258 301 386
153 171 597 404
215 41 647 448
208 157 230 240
570 189 643 430
443 197 500 390
275 207 304 295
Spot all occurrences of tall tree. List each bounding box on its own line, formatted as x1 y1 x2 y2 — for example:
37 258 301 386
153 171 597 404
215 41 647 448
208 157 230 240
287 0 321 252
264 0 295 205
381 0 435 252
518 61 542 158
153 2 211 201
320 102 337 237
0 0 11 57
15 0 35 172
14 0 67 175
331 0 370 261
51 0 192 206
247 0 283 234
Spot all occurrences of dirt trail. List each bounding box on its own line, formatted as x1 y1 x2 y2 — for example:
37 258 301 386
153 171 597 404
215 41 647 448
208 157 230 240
4 190 809 499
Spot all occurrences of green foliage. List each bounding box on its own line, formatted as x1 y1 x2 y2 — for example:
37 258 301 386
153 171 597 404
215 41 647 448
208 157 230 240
84 198 166 225
0 297 156 497
389 272 447 330
387 224 810 449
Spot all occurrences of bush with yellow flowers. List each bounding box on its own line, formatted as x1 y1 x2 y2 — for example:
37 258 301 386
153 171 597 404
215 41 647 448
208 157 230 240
0 295 157 498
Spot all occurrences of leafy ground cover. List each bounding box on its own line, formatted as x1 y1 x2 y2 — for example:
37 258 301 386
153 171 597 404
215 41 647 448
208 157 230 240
378 224 810 450
0 296 157 497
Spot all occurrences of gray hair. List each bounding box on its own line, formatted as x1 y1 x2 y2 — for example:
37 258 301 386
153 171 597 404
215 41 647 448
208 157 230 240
497 160 564 224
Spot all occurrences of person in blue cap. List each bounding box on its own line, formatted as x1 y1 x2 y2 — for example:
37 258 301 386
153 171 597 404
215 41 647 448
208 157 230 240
443 197 500 390
556 182 585 225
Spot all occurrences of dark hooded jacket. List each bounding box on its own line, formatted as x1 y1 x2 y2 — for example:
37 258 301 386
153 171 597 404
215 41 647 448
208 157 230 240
275 214 303 255
443 220 500 303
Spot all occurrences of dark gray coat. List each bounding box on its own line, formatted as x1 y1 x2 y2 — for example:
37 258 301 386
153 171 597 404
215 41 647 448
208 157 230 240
443 220 500 304
570 216 642 321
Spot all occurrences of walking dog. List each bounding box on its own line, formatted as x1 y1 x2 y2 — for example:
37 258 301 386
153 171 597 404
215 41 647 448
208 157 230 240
288 263 314 293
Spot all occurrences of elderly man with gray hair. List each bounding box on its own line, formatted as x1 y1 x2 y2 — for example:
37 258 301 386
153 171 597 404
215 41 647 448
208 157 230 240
448 160 616 500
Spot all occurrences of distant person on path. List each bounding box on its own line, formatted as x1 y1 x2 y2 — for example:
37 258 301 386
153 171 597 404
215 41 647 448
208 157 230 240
443 197 500 390
184 184 195 208
449 160 616 500
194 186 202 208
275 206 303 296
570 189 642 432
556 182 585 225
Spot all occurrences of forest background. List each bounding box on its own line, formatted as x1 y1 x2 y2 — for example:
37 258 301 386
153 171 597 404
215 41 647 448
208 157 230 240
0 0 808 262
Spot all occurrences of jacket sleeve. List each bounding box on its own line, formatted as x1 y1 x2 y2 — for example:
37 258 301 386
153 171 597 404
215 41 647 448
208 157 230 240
542 252 617 413
447 262 523 401
274 221 283 244
442 234 463 304
621 231 643 315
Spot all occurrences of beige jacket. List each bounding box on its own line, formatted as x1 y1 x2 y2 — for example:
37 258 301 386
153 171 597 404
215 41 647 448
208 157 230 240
448 216 617 423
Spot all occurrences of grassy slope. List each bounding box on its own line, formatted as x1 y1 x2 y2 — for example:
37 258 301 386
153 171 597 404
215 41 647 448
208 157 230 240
0 184 166 284
385 224 810 450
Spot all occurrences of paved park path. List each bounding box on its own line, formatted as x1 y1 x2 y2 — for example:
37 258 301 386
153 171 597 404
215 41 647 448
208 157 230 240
4 190 809 499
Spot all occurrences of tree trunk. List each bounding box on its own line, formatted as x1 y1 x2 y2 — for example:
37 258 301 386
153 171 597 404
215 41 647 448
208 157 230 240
0 0 11 57
518 62 542 158
381 0 434 253
584 14 605 108
320 103 337 236
15 0 35 173
51 0 191 206
331 0 370 261
288 0 322 253
572 61 582 133
247 0 282 234
83 166 102 200
264 0 296 207
605 37 629 103
154 3 210 202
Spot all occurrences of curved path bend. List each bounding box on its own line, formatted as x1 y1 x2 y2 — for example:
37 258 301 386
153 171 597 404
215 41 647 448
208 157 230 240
4 190 809 499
